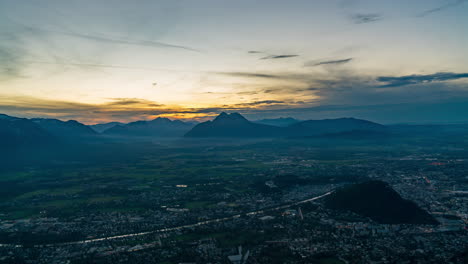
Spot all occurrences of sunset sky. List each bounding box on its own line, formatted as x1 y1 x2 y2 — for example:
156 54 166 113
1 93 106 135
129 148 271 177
1 0 467 124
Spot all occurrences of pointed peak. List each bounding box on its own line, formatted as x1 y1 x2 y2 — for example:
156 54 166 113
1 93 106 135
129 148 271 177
214 112 248 122
217 112 229 117
152 117 171 121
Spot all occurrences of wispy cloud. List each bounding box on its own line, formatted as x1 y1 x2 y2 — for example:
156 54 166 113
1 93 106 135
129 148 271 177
217 72 282 79
377 72 468 88
19 60 192 73
418 0 467 17
350 13 382 24
22 26 200 52
106 98 164 107
234 100 286 107
0 21 199 81
247 51 299 60
0 34 29 80
260 54 299 60
306 58 353 67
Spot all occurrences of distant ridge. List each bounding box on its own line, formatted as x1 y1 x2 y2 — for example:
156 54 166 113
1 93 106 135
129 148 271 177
103 117 195 137
31 118 97 138
287 117 387 137
185 112 386 138
254 117 300 127
90 122 124 133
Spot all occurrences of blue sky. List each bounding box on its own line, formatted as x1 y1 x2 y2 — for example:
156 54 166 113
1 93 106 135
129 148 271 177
0 0 467 123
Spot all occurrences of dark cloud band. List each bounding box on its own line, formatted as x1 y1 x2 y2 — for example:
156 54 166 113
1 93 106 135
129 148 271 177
377 72 468 88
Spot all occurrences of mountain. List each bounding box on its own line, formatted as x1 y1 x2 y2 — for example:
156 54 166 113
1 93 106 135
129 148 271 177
103 117 195 137
185 113 386 138
0 114 20 121
184 112 283 138
31 118 97 139
286 118 387 137
324 181 438 225
254 117 300 127
0 114 55 148
89 122 124 133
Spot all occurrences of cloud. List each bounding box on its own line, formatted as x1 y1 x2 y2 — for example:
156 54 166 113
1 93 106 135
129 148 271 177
234 100 286 106
260 55 299 60
22 26 200 52
418 0 467 17
213 67 468 111
246 50 299 60
0 96 291 124
377 72 468 88
0 34 29 80
106 98 164 107
306 58 353 67
350 13 382 24
217 72 282 79
0 96 176 123
19 60 188 73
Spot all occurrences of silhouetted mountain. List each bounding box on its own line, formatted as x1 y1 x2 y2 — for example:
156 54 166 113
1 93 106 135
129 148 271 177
0 114 55 147
286 118 387 137
0 114 19 121
103 117 195 137
31 118 97 139
185 113 386 138
314 130 390 141
90 122 124 133
325 181 438 225
254 117 300 127
184 112 283 138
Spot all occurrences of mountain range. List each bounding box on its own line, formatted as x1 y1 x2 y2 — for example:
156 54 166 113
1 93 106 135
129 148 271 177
89 122 124 133
31 118 97 139
11 112 458 147
254 117 300 127
102 117 196 137
0 114 54 148
0 112 390 146
185 112 387 138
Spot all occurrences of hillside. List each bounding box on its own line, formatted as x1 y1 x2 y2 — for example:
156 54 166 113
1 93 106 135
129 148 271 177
324 181 438 225
0 114 55 148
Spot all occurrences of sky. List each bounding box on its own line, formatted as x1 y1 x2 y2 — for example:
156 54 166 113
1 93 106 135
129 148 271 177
0 0 467 124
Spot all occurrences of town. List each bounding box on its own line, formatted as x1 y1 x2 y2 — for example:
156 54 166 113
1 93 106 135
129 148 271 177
1 140 466 263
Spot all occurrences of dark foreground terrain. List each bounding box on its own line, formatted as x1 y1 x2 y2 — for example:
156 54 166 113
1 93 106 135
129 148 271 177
0 121 467 263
